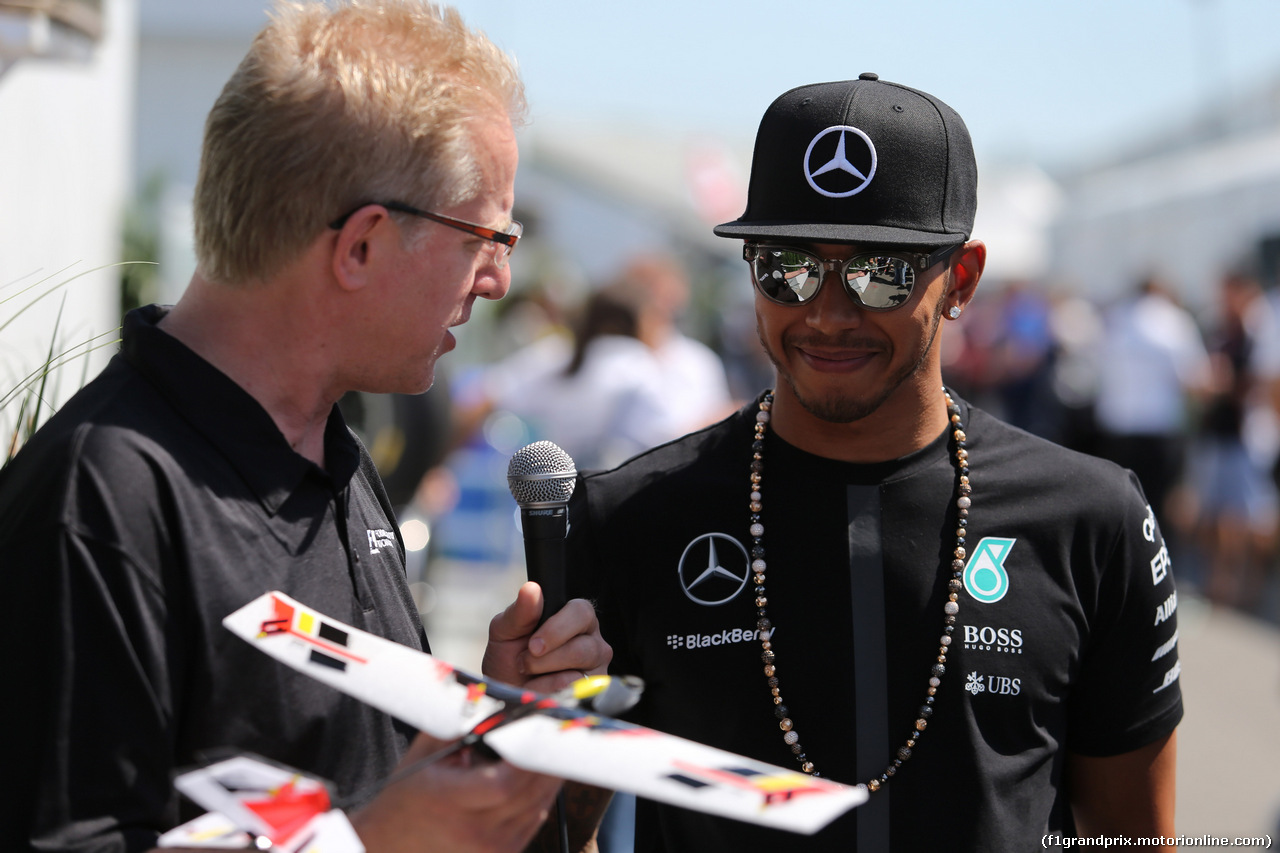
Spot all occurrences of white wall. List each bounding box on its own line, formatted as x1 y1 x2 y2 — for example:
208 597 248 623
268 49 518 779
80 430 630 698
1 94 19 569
0 0 137 420
1048 124 1280 319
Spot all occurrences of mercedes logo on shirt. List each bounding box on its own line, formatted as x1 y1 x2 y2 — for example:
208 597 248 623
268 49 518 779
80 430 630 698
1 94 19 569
804 125 877 198
677 533 750 606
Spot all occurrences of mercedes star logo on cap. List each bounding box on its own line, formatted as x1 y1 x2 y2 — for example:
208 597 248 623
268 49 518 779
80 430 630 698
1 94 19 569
803 125 877 199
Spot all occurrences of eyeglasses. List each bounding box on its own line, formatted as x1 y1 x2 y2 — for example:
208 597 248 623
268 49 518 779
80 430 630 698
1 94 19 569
329 201 523 268
744 243 959 311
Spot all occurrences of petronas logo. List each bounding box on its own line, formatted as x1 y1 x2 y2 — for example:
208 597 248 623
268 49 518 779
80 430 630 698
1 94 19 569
963 538 1016 604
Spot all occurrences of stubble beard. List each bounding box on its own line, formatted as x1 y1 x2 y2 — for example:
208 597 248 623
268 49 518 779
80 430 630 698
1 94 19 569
758 293 948 425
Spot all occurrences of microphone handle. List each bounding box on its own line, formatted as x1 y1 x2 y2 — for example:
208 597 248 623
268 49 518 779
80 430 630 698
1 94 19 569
519 504 568 626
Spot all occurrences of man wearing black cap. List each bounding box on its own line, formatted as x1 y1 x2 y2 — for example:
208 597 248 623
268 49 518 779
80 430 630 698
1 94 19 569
566 75 1180 851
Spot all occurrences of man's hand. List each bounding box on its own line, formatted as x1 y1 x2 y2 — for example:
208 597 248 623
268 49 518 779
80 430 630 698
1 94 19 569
350 731 563 853
482 582 612 693
480 584 615 852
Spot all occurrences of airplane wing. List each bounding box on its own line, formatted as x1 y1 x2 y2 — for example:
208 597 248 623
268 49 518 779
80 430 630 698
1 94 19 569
223 591 867 834
158 755 363 852
483 712 865 834
222 590 506 739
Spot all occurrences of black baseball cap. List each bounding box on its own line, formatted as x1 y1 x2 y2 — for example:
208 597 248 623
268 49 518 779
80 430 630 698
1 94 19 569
715 73 977 249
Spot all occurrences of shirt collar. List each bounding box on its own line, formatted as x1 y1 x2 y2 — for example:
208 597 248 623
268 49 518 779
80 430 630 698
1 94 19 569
121 304 361 514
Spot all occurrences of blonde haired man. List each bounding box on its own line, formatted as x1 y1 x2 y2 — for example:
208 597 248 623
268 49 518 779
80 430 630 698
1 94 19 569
0 2 608 851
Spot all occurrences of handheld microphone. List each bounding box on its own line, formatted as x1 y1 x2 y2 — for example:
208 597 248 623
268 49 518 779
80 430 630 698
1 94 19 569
506 441 577 626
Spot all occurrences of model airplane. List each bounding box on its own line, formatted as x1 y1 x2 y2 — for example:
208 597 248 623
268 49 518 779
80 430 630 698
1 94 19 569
158 755 362 851
165 590 867 848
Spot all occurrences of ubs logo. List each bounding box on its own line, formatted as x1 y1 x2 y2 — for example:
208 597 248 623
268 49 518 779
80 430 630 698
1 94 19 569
677 533 750 606
965 671 1022 696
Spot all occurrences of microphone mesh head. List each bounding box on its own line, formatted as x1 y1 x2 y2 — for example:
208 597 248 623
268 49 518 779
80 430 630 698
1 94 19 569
507 441 578 505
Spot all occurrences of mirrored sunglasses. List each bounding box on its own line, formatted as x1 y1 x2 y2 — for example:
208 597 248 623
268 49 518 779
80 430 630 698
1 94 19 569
744 243 959 311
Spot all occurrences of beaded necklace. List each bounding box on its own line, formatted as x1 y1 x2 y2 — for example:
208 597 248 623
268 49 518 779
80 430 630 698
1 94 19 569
748 387 969 793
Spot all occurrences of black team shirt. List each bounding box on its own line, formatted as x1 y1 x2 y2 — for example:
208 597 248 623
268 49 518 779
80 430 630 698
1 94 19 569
566 395 1183 852
0 305 425 852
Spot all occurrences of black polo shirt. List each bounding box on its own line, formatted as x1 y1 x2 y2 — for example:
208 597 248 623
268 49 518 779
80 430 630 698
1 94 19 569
0 305 426 852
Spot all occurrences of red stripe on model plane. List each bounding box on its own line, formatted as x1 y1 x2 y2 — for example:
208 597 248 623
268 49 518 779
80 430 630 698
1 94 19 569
259 595 369 665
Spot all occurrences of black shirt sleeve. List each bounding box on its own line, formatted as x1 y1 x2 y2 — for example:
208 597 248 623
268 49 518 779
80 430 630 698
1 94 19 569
1065 471 1183 755
4 438 185 852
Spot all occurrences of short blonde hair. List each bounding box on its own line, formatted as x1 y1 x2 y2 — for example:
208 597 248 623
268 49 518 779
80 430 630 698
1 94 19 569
193 0 525 285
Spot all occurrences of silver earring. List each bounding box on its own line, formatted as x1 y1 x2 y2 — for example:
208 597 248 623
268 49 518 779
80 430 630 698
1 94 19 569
948 306 962 320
